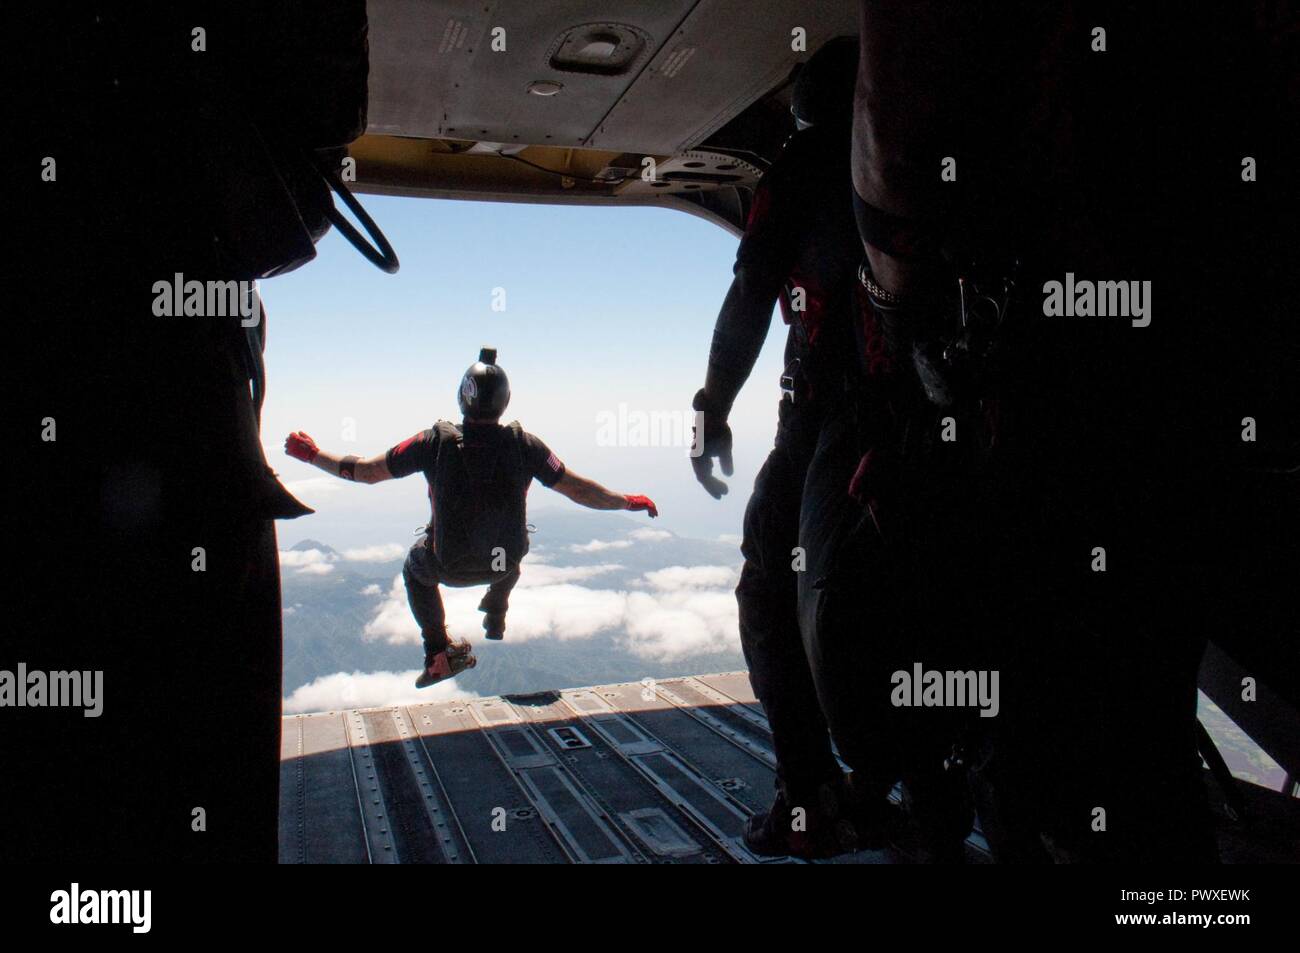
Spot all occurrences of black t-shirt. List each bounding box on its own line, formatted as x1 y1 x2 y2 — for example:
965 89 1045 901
386 421 566 491
734 124 861 379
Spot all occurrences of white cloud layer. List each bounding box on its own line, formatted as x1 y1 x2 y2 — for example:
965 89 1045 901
643 565 737 590
629 528 673 542
279 548 337 575
279 548 334 569
518 563 623 587
559 527 673 553
361 560 740 663
342 543 407 562
623 588 739 662
297 561 336 576
279 542 407 575
568 538 633 553
283 477 344 498
284 669 476 713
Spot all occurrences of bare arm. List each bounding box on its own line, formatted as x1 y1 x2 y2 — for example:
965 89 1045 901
551 471 657 517
550 470 628 510
284 431 393 484
311 448 393 485
689 266 780 499
701 266 784 417
852 0 974 296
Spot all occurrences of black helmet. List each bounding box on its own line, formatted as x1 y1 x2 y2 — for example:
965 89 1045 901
458 347 511 420
791 36 858 129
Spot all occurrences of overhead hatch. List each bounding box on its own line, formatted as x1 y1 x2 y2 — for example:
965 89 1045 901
548 23 649 75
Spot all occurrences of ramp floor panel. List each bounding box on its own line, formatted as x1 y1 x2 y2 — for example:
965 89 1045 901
280 673 781 863
280 671 1290 864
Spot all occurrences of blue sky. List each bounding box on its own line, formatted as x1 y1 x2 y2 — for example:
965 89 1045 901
260 193 788 550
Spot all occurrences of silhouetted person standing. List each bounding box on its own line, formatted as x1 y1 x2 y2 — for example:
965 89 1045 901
691 39 871 858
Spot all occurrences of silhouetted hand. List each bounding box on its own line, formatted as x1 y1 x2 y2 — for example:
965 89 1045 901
285 431 319 463
624 495 659 518
690 400 733 500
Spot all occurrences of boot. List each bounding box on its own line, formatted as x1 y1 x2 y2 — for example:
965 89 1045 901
414 638 476 688
743 776 860 860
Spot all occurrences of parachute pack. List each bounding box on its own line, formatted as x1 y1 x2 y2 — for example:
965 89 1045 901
431 421 530 576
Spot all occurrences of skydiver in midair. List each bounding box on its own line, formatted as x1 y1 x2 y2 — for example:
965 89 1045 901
288 348 658 688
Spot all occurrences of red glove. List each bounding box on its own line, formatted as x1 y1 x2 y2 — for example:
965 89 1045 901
285 431 319 463
624 494 659 518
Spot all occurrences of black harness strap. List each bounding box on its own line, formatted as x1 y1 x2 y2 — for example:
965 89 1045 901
852 190 942 262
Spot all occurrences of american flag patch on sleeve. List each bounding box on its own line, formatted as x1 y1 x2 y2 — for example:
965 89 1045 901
546 451 562 472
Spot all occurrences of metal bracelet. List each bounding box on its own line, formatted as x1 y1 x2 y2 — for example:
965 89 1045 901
858 262 905 308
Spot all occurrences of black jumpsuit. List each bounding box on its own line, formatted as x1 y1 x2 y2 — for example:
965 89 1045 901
723 124 862 802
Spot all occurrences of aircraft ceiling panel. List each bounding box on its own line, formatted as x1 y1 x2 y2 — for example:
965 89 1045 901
586 0 858 153
366 0 697 146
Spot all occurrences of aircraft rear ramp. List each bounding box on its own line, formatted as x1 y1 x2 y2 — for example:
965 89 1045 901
278 672 958 864
280 671 1297 864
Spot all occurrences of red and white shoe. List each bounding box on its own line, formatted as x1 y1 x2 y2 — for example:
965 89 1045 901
414 639 476 688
